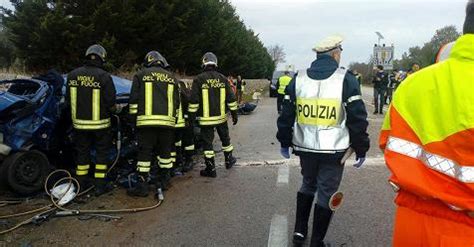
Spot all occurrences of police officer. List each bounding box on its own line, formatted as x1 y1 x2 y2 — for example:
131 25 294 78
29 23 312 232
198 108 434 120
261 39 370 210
276 69 292 114
172 80 196 173
66 44 116 196
127 51 179 197
277 35 370 246
188 52 238 177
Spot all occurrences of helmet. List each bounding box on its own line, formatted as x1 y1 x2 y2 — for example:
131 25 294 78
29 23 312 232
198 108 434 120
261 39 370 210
144 51 169 68
85 44 107 62
202 52 218 68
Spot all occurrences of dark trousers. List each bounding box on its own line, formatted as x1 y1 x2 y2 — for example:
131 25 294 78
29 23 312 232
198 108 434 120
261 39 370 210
374 87 385 113
172 126 195 166
298 152 345 209
277 94 284 113
137 127 174 173
200 122 233 159
73 128 112 179
237 89 243 104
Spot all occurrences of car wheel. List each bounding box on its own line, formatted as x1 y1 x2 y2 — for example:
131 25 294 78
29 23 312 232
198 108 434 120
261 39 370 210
4 150 52 195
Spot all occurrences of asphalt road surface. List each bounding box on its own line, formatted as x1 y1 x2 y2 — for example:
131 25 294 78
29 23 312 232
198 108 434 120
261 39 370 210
1 85 395 246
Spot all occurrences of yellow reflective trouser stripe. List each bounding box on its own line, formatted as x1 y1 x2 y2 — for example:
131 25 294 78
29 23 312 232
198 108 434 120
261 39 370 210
70 87 77 120
188 103 199 113
130 109 138 114
94 173 106 178
145 82 153 116
95 164 107 170
92 89 100 121
158 157 173 168
76 170 88 176
77 164 90 170
129 104 138 109
137 161 151 173
222 145 234 152
168 84 174 117
228 102 238 111
171 152 176 157
175 141 182 147
129 104 138 114
204 150 215 158
185 145 195 151
220 88 226 116
203 88 209 118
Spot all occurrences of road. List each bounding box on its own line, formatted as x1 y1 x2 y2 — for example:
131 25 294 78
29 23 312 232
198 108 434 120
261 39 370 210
1 85 395 246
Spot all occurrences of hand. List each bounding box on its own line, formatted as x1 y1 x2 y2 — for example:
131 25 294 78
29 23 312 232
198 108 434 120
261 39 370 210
353 156 366 169
280 147 290 159
231 111 238 125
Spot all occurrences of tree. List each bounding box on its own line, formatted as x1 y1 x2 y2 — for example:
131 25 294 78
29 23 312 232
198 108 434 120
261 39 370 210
267 44 286 67
0 16 14 68
1 0 275 78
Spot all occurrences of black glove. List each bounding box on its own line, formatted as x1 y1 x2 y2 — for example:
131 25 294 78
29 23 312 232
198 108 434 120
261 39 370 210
231 111 238 125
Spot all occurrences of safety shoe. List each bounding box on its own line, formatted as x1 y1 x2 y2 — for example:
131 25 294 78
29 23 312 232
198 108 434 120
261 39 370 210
224 151 237 169
310 205 334 247
76 176 93 190
127 176 149 197
93 179 114 197
159 169 171 191
200 158 217 178
182 155 194 172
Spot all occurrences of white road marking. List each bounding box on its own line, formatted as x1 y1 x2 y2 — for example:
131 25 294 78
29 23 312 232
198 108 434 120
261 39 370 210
267 214 288 247
277 165 289 185
236 157 386 167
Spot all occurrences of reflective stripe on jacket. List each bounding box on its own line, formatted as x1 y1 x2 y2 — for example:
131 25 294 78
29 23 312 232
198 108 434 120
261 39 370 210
380 34 474 218
292 68 350 153
277 75 292 95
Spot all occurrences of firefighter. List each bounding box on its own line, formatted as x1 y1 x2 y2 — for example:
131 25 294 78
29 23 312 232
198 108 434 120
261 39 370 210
66 44 116 196
188 52 238 178
380 2 474 245
172 80 196 174
127 51 179 197
276 69 292 114
277 35 370 246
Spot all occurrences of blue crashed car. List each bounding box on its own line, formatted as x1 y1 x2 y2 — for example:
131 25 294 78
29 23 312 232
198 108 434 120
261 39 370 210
0 70 135 195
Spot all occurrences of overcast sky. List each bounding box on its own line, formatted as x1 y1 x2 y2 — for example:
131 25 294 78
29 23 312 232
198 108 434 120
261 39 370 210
1 0 467 69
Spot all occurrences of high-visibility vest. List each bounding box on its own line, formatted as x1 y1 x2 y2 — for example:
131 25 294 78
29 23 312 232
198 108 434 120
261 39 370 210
380 34 474 224
292 68 350 153
277 75 292 95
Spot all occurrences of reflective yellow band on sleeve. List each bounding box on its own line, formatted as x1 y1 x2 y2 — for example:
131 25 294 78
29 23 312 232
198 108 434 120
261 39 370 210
95 164 108 170
145 82 153 116
92 89 101 121
70 87 77 120
168 83 174 117
202 88 209 118
220 88 226 116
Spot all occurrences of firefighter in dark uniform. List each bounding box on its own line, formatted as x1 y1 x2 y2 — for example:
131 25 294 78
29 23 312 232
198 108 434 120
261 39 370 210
66 44 116 196
277 35 370 246
171 80 196 173
127 51 179 197
188 52 238 177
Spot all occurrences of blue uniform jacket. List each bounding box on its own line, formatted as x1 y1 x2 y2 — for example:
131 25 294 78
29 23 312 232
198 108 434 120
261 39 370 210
276 55 370 157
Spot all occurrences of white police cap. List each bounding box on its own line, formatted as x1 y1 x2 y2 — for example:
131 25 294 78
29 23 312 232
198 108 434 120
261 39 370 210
313 35 344 53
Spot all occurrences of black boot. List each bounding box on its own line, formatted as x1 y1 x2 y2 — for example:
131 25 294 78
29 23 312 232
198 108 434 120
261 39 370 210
76 176 92 190
293 192 314 245
182 151 194 172
93 179 114 197
224 151 237 169
200 158 217 178
159 169 171 190
310 205 333 247
127 175 149 197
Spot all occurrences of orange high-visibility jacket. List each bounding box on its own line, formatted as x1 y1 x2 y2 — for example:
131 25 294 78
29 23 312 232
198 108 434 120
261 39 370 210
380 34 474 226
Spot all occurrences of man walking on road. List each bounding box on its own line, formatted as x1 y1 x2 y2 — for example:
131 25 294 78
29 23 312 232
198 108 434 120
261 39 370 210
380 2 474 245
277 35 370 246
276 70 292 114
372 65 387 115
188 52 239 178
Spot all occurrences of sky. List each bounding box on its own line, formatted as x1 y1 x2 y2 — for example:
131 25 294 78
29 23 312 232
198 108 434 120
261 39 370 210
1 0 467 70
230 0 467 69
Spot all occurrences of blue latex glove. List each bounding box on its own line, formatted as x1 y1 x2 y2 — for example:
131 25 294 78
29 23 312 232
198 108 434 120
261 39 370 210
280 147 290 159
353 156 366 169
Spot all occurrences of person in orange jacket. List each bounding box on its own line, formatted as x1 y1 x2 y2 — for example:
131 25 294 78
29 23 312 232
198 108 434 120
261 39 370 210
380 2 474 246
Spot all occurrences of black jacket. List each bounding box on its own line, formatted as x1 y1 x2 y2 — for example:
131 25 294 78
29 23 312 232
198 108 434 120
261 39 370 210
189 69 238 126
66 60 116 130
276 55 370 157
129 66 179 128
